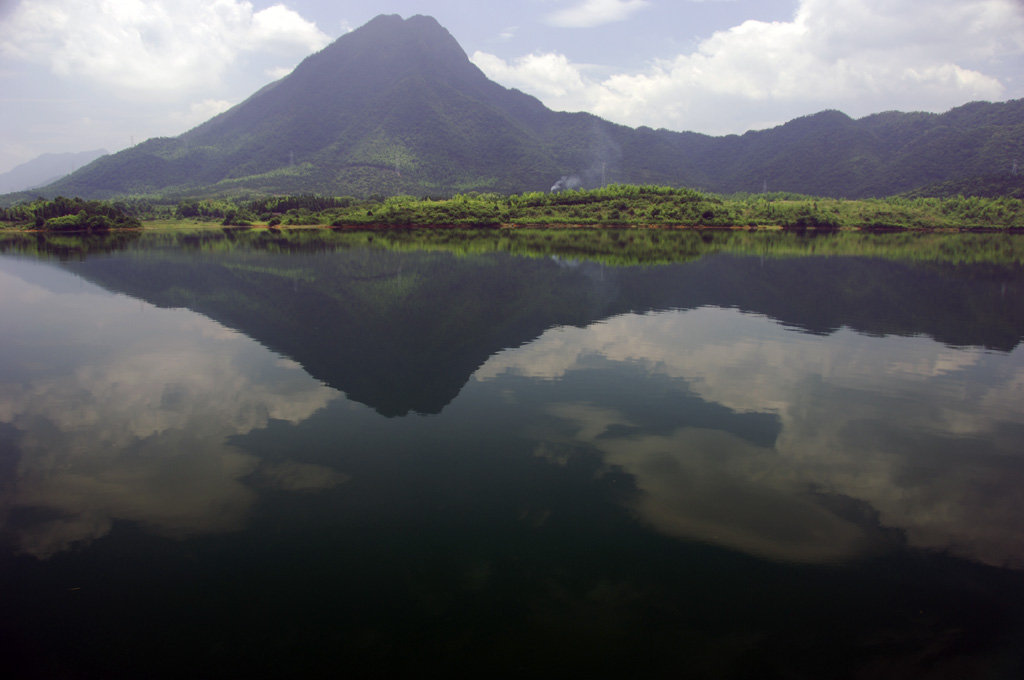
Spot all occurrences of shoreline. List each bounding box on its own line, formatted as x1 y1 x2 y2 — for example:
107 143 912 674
4 222 1024 234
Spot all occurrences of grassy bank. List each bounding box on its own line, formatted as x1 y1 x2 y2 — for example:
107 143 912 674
3 185 1024 231
226 186 1024 229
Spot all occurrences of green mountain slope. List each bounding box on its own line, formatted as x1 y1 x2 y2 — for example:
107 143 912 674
23 14 1024 200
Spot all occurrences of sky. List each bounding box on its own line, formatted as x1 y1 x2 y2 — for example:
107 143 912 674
1 0 1022 175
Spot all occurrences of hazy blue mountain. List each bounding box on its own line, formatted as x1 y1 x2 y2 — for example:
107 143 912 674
0 149 107 194
19 15 1024 200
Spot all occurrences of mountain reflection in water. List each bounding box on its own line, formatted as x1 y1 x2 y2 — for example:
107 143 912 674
1 230 1022 678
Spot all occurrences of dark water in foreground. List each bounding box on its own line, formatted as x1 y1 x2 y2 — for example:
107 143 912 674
1 231 1023 678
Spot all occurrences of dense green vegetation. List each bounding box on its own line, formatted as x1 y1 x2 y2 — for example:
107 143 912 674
288 186 1024 229
0 196 143 230
4 185 1024 232
197 185 1024 229
902 173 1024 200
2 14 1020 203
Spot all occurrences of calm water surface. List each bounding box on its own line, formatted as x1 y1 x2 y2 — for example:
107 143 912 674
1 232 1023 677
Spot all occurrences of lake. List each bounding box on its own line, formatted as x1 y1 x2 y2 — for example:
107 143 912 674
1 229 1023 678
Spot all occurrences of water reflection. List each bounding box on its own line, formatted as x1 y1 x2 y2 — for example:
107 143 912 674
0 259 341 558
2 234 1024 676
478 307 1024 568
2 241 1023 569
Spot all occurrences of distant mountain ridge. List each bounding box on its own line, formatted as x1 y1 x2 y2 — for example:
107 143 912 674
0 149 108 194
14 14 1024 200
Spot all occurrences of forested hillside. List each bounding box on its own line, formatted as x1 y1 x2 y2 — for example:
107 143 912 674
11 15 1023 202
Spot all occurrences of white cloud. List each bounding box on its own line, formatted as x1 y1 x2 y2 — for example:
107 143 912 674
546 0 651 28
475 0 1023 133
471 51 588 98
0 0 330 97
169 98 233 127
266 66 296 80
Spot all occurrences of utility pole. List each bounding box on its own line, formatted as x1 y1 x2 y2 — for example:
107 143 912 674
1013 158 1019 176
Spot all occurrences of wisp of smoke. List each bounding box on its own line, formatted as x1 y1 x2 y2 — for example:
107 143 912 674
550 174 583 193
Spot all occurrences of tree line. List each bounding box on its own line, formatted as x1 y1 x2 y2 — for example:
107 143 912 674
193 185 1024 229
3 185 1024 230
0 196 142 230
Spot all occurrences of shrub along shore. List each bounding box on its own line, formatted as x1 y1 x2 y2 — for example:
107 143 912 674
3 185 1024 231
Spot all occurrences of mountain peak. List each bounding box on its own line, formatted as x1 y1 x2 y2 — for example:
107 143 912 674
18 13 1020 201
314 13 469 73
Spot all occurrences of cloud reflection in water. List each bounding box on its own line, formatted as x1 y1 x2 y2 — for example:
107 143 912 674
0 261 342 558
478 307 1024 568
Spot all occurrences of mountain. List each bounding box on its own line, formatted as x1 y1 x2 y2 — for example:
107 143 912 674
0 149 107 194
18 15 1024 200
901 173 1024 200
